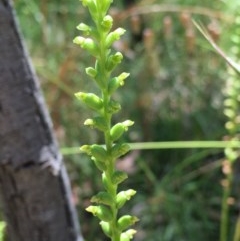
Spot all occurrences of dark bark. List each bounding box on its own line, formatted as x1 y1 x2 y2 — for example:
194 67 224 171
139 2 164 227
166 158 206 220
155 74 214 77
0 1 83 240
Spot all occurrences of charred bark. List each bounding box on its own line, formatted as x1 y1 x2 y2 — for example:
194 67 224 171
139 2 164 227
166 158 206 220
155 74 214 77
0 1 83 240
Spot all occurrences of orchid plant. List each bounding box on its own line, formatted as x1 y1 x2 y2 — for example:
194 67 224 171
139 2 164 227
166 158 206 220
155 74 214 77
73 0 138 240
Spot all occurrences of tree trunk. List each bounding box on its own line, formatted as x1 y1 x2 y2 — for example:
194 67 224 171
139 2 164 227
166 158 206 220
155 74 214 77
0 1 83 240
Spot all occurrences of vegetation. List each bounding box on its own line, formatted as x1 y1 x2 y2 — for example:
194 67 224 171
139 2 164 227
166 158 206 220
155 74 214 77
13 0 240 240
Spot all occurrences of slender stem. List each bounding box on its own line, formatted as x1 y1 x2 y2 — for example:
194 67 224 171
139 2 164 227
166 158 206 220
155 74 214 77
233 215 240 241
102 90 121 241
99 31 121 240
102 91 111 150
220 162 233 241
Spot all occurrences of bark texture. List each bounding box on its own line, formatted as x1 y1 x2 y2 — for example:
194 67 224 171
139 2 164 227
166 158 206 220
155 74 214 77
0 0 83 240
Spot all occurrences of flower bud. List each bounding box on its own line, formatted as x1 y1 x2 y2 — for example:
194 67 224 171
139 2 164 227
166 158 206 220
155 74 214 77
91 191 114 206
84 119 95 128
224 99 236 108
227 88 239 98
116 189 136 209
117 215 139 231
224 109 236 119
100 221 112 238
85 67 97 78
101 15 113 31
80 145 92 155
82 37 95 49
110 123 125 141
123 120 135 128
225 121 235 132
84 116 108 131
108 73 129 94
111 143 131 159
108 77 120 94
118 72 130 85
75 92 103 111
76 23 92 35
73 36 98 56
112 52 123 63
86 205 113 222
225 148 238 162
110 120 134 141
105 28 126 48
91 144 108 163
112 171 128 185
106 52 123 71
120 229 137 241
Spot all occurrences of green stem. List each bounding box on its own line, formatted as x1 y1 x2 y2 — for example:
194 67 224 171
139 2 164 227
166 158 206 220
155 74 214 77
103 106 121 241
220 162 233 241
233 215 240 241
109 183 120 241
104 155 120 241
101 68 120 241
97 9 121 239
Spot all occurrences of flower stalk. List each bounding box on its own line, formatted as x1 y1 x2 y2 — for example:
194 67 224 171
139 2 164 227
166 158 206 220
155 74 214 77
74 0 138 240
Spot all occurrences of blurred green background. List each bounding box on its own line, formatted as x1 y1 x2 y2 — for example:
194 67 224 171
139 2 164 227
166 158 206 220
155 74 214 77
13 0 240 240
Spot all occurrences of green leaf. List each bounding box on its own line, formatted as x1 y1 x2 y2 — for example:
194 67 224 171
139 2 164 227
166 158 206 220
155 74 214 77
111 143 131 159
107 100 121 114
92 157 107 171
112 171 128 185
91 192 114 206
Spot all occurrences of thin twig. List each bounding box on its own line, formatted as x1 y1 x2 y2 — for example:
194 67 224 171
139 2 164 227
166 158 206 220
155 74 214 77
193 20 240 75
120 4 232 22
